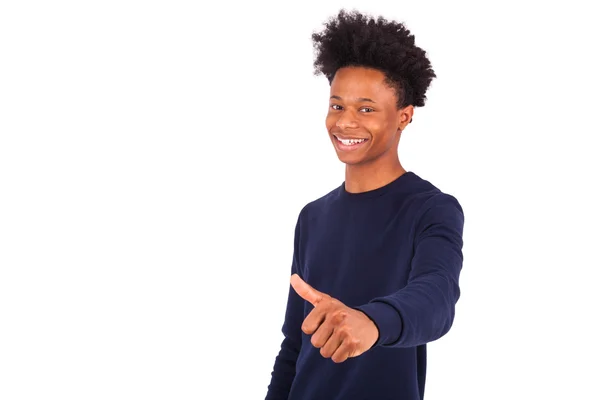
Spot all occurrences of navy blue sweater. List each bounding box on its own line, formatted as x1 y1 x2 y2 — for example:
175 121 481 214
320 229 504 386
266 171 465 400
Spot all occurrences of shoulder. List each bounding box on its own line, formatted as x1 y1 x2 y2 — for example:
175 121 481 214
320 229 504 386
400 171 463 213
389 172 464 237
406 173 464 236
295 184 341 224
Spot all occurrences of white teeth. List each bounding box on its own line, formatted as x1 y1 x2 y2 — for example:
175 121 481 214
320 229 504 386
338 137 366 145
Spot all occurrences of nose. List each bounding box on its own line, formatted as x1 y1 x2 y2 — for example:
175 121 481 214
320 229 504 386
335 111 359 130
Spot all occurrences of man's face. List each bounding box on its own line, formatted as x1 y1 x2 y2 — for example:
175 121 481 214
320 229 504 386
325 66 411 166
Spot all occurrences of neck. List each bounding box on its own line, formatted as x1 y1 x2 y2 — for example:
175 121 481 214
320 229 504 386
344 151 406 194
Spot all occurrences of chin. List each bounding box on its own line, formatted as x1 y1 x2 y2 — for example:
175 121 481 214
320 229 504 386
336 153 366 165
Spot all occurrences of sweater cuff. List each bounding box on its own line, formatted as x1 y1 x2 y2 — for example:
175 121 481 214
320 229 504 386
355 301 403 346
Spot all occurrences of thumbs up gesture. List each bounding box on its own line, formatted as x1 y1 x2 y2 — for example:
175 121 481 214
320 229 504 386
290 274 379 363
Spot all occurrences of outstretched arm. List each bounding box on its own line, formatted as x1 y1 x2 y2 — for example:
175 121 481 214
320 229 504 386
356 194 465 348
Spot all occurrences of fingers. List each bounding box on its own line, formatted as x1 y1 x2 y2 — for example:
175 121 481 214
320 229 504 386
302 305 326 335
312 313 351 360
331 337 359 363
301 296 342 335
310 318 335 349
290 274 325 306
319 329 343 359
290 276 366 364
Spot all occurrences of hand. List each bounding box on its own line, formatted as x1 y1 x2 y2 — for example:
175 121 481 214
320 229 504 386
290 274 379 363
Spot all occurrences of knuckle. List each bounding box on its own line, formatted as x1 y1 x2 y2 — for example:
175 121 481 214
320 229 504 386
338 326 351 337
333 311 348 324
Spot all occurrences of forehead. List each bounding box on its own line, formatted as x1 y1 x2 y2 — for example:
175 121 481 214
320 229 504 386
330 67 396 100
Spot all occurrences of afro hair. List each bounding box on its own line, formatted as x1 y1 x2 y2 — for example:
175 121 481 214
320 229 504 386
312 9 436 109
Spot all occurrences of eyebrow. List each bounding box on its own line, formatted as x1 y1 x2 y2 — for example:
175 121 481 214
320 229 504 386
330 95 376 103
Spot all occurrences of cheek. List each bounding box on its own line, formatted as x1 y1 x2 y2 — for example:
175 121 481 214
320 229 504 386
366 122 384 138
369 122 395 145
325 114 336 131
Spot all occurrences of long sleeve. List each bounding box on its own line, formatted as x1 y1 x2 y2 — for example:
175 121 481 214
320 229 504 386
356 194 465 348
265 212 305 399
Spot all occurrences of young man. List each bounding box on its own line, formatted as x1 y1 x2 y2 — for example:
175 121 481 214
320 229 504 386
266 10 465 400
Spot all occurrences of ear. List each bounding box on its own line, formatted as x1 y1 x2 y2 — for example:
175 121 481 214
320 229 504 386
397 105 414 130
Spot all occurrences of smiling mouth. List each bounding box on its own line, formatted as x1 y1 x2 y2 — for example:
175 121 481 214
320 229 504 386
334 135 368 145
333 135 369 151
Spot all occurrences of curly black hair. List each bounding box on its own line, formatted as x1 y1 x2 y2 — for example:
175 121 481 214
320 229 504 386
312 9 436 109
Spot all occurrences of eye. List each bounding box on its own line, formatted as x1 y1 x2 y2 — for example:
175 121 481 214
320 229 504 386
330 104 342 111
360 107 374 113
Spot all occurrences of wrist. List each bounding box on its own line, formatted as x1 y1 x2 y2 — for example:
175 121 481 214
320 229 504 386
354 301 402 346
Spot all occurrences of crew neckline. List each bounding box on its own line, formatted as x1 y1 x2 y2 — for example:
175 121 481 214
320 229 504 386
339 171 415 200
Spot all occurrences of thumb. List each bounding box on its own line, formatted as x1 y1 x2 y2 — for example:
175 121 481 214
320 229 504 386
290 274 325 306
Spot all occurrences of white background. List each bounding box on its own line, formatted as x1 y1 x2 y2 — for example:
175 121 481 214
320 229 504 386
1 1 599 399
